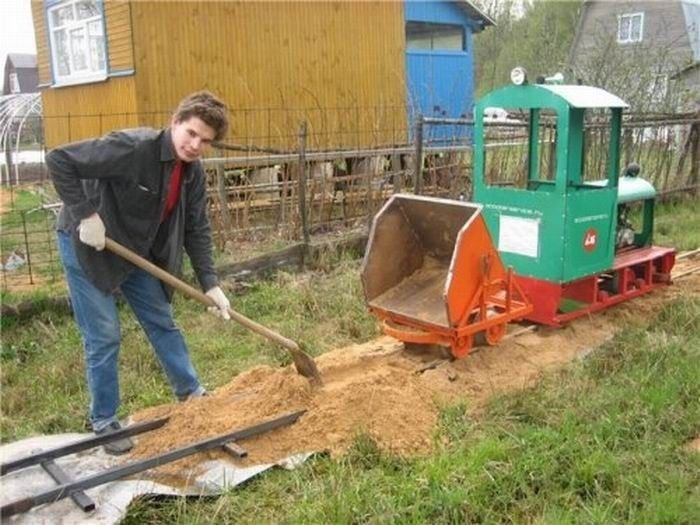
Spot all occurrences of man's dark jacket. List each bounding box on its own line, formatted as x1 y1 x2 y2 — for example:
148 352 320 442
47 128 218 296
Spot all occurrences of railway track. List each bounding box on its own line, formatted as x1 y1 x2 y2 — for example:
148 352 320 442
673 249 700 280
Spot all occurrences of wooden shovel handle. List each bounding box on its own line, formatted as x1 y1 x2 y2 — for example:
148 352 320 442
104 237 302 353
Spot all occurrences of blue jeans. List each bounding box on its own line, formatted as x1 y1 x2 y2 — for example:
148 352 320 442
57 231 203 431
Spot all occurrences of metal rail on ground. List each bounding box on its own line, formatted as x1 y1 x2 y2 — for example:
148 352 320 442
1 410 306 519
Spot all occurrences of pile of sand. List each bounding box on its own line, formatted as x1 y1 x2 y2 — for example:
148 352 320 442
129 267 699 483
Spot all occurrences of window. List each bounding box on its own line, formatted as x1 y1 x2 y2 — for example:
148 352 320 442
9 73 20 94
617 12 644 44
47 0 106 85
482 108 557 190
406 22 464 51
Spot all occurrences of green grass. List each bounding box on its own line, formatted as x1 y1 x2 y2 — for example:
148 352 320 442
654 198 700 251
120 296 700 524
0 254 377 440
0 187 62 292
3 264 698 524
1 190 698 523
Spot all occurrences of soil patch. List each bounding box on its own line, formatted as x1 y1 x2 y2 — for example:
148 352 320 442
687 437 700 453
128 268 700 484
0 187 12 214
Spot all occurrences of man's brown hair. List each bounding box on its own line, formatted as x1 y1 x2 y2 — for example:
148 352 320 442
173 91 229 141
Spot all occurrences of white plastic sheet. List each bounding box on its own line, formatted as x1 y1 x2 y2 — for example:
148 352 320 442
0 432 312 524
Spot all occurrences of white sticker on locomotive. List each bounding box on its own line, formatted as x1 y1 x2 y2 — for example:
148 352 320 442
498 215 540 258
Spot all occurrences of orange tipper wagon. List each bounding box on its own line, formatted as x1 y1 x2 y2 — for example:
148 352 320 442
361 194 532 359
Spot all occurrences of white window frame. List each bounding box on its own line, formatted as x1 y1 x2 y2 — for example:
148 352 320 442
617 12 644 44
46 0 108 87
9 73 21 94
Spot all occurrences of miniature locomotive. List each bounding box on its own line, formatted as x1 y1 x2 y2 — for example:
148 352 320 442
362 71 675 358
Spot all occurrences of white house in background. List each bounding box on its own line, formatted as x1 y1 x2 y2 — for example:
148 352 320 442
3 54 39 95
568 0 700 111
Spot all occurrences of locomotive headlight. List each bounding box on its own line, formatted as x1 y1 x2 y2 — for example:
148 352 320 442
510 67 528 86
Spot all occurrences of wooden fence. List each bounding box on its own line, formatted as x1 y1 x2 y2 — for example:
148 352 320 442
1 110 698 289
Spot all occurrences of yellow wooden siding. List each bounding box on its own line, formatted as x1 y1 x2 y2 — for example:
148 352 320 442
130 1 408 149
42 76 138 148
104 1 134 72
30 0 51 85
33 1 137 147
31 1 134 84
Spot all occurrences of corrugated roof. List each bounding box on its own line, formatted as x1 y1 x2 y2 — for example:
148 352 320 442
455 1 496 30
6 53 37 69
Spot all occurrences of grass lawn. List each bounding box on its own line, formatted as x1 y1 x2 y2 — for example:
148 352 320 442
123 295 700 524
1 195 698 523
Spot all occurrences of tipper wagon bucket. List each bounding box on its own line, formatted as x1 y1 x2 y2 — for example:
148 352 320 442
361 195 532 358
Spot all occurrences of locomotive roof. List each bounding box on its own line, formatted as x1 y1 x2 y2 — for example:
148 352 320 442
536 85 629 109
478 84 629 111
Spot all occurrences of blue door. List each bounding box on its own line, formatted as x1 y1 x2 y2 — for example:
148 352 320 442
405 1 475 143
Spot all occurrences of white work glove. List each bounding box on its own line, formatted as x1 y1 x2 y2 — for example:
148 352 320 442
78 213 106 251
205 286 231 320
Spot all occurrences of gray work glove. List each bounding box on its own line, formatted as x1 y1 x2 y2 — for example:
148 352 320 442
78 213 106 251
205 286 231 320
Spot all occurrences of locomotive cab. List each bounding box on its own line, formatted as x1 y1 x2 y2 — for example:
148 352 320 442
473 72 675 325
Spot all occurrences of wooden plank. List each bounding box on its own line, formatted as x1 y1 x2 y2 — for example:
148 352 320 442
105 1 135 71
216 243 305 281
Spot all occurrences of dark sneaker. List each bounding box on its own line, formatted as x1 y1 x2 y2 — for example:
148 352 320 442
96 421 134 455
177 386 208 402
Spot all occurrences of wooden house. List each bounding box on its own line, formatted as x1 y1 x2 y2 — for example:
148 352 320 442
3 53 39 95
568 0 700 110
31 0 493 149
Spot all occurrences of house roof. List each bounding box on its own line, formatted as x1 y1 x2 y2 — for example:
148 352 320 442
455 1 496 30
570 1 700 75
671 60 700 78
6 53 37 69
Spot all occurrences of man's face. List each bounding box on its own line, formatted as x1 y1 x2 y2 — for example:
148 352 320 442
170 116 216 162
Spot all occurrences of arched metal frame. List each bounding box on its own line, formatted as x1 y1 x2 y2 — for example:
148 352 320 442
0 93 43 185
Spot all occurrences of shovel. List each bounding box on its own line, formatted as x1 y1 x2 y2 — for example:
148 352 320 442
104 237 323 386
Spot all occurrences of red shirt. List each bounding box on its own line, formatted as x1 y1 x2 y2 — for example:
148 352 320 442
162 160 183 221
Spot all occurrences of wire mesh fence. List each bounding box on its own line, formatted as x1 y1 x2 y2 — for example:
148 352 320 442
1 107 698 291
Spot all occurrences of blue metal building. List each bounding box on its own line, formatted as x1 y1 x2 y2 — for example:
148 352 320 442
405 0 494 142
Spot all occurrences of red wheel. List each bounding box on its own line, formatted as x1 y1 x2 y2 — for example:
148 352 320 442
451 335 473 359
484 323 506 345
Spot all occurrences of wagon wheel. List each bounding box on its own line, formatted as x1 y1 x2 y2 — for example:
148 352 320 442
484 322 506 346
450 334 473 359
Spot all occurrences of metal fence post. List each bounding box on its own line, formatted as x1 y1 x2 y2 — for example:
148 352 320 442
21 211 34 285
298 121 310 247
414 114 424 195
690 120 700 195
216 164 232 242
3 135 12 191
